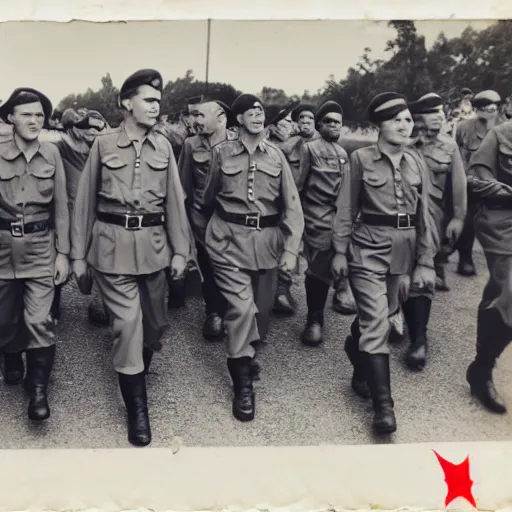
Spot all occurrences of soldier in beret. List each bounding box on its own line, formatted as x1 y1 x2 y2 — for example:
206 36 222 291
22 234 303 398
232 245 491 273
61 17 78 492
0 87 70 421
71 69 192 446
332 92 435 434
178 97 235 341
266 104 296 147
454 90 502 277
464 117 512 415
402 93 467 371
51 109 109 326
295 100 353 346
202 93 304 422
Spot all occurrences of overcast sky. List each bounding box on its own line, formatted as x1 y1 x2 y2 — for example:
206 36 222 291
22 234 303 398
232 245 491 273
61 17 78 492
0 19 493 106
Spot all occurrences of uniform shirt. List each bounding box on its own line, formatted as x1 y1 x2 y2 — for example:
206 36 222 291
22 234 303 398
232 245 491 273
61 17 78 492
0 138 70 279
296 136 350 251
279 130 321 184
202 131 304 271
71 124 191 275
456 117 494 169
54 132 90 208
466 120 512 255
333 144 434 274
414 132 467 220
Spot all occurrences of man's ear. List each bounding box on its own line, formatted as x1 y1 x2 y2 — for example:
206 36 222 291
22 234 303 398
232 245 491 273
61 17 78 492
7 112 13 124
119 98 132 112
236 113 243 126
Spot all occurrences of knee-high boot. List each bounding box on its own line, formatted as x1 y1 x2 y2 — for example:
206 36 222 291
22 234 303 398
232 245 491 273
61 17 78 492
24 345 56 421
2 351 24 385
344 319 371 398
466 307 510 414
301 275 330 346
403 296 432 371
227 356 255 422
361 352 397 434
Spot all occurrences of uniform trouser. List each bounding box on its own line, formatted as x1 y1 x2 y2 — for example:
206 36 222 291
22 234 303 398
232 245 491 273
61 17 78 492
0 276 56 353
349 268 401 355
196 241 226 317
92 269 168 375
475 253 512 364
210 262 279 359
454 201 476 263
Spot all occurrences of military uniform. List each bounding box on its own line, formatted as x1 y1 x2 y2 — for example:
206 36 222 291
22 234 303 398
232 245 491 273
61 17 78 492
178 98 234 340
465 120 512 414
333 92 435 434
295 100 351 346
71 69 192 447
0 87 70 422
402 93 467 371
202 93 304 422
454 90 502 276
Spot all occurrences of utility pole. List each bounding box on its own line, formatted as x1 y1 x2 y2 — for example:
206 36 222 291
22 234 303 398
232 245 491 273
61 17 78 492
205 19 211 97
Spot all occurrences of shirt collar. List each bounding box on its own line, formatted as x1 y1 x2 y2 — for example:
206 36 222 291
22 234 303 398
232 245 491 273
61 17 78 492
1 137 52 163
116 123 157 149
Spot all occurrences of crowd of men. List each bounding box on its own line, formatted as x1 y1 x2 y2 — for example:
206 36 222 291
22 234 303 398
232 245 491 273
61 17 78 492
0 73 511 447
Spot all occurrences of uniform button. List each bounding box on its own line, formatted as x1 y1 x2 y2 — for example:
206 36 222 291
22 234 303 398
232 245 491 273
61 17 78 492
134 200 140 207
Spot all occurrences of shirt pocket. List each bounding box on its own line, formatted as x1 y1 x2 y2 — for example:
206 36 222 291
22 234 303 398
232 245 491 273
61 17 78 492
220 163 245 197
427 151 451 196
191 150 210 190
314 151 346 173
30 163 56 203
100 153 127 196
146 154 169 197
255 161 282 199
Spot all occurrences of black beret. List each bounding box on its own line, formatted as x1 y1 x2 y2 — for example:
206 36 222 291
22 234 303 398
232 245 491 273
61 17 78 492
186 95 204 106
291 102 316 122
367 92 408 124
268 101 300 126
408 93 444 115
0 87 53 125
74 110 107 130
461 87 473 95
231 93 264 120
119 69 163 102
61 108 82 130
201 97 235 127
315 100 343 123
472 90 501 108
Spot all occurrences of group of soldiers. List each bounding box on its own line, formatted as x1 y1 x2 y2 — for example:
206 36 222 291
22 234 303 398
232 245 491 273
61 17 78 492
0 69 510 447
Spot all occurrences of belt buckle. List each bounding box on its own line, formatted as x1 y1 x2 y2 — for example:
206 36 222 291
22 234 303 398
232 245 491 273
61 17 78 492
396 213 411 229
245 213 261 230
124 214 143 230
11 214 24 237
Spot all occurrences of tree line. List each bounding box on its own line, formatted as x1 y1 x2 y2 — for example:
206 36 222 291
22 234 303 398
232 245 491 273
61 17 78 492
56 20 512 130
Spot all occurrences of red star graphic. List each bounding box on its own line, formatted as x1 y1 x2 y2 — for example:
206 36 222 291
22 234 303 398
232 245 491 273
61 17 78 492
433 450 477 508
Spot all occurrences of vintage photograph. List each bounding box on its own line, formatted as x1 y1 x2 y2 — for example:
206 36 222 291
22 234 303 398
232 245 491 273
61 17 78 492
0 18 510 451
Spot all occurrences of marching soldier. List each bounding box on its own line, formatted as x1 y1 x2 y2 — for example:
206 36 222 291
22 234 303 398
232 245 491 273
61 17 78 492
52 109 109 326
333 92 435 434
296 100 352 346
71 69 191 446
455 90 502 277
202 93 304 422
178 97 234 341
402 93 466 371
465 119 512 415
0 87 70 420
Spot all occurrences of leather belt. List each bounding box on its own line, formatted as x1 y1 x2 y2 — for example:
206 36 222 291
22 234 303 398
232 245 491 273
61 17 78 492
215 205 280 230
0 215 53 238
362 213 417 229
97 211 165 230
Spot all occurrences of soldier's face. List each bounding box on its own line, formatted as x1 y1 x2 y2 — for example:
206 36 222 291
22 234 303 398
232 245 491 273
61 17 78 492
127 85 161 127
422 107 445 131
380 109 414 145
298 111 315 136
476 104 499 121
505 101 512 117
8 102 45 141
319 112 342 141
276 115 293 140
239 105 265 134
193 102 226 135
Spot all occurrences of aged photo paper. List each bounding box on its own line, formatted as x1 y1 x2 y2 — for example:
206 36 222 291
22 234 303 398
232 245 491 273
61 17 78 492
0 2 511 512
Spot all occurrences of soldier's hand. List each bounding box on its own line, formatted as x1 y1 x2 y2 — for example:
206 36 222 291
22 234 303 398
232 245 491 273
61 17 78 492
170 254 187 279
279 251 297 273
445 218 464 245
54 253 70 286
412 265 435 292
73 259 93 295
72 259 87 279
331 253 349 278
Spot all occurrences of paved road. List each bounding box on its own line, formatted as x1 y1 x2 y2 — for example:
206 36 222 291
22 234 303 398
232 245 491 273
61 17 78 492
1 247 511 449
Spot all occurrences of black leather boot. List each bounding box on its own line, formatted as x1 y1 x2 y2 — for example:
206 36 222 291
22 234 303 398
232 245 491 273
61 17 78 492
227 357 255 421
344 334 371 398
88 300 110 327
143 347 154 375
202 313 225 341
24 345 56 421
301 276 329 346
273 270 296 315
403 296 432 371
167 271 186 310
466 308 509 414
435 262 450 291
118 372 152 446
362 352 397 434
51 285 62 322
2 351 24 385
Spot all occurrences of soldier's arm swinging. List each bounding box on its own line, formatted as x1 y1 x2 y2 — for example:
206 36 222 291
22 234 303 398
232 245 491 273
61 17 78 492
177 138 194 208
444 146 467 244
